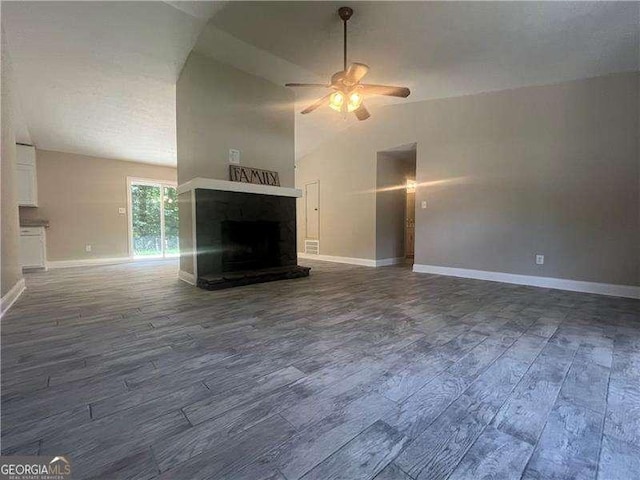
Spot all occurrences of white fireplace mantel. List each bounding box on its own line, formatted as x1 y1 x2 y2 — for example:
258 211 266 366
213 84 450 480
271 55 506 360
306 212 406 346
177 177 302 198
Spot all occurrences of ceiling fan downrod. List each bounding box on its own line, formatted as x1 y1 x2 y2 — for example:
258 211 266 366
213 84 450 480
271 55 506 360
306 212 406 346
338 6 353 71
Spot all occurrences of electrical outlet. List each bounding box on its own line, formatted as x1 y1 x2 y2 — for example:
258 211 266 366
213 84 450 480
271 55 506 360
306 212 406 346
421 200 427 209
535 254 544 265
85 244 92 252
229 149 240 165
118 207 126 214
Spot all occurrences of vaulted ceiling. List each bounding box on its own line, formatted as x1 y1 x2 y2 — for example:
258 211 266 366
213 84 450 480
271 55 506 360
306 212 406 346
2 1 214 165
206 1 639 157
3 1 638 165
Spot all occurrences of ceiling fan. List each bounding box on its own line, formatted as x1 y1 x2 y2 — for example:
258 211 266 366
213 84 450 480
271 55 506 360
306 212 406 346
285 6 410 121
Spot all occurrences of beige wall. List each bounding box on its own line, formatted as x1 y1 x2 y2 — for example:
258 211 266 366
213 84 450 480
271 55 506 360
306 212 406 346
176 51 295 186
1 32 23 297
296 137 379 258
20 150 176 262
296 72 640 286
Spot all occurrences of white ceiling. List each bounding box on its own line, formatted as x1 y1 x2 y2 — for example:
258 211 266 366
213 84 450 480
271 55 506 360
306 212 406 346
3 1 639 165
2 1 214 165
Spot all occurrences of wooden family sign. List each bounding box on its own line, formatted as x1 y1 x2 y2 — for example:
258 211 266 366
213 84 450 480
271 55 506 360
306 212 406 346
229 165 280 187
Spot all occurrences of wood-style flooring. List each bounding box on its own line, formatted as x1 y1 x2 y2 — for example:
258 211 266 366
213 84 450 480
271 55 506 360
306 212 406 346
1 259 639 479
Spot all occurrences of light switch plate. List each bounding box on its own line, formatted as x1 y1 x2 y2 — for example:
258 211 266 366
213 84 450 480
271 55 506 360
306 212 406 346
536 254 544 265
229 149 240 164
118 207 126 214
85 244 92 252
421 200 427 209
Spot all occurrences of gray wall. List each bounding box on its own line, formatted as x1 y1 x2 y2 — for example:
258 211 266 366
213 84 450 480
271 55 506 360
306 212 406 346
1 33 23 297
176 51 295 186
375 152 416 261
296 72 639 286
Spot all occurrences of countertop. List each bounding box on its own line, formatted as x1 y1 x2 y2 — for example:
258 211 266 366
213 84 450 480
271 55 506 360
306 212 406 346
20 219 50 228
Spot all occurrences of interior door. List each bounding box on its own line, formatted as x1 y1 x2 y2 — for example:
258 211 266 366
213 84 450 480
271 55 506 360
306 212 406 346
305 182 319 239
405 190 415 258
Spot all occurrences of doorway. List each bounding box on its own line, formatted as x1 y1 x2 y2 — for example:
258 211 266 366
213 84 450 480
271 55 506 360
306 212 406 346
375 143 417 265
127 178 179 259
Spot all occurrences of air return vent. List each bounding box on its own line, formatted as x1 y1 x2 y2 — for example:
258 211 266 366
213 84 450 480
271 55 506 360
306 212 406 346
305 240 319 255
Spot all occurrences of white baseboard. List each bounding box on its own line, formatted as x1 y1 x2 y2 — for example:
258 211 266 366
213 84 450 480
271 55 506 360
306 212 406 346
1 278 26 318
297 253 408 268
374 257 406 267
298 252 377 267
48 257 132 269
178 269 196 285
413 264 640 299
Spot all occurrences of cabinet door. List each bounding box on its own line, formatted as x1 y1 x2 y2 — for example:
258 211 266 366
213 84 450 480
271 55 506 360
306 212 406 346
16 145 36 166
20 235 45 268
17 164 37 206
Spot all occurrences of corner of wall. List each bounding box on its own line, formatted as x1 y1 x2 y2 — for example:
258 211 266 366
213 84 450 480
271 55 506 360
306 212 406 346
1 31 24 299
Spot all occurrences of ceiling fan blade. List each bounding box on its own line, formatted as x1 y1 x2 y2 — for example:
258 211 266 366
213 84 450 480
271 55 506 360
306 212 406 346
354 103 370 121
360 84 411 98
285 83 329 88
301 93 332 114
344 63 369 84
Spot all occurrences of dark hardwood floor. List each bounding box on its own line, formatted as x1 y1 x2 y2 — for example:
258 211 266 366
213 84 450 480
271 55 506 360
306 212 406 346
1 259 639 479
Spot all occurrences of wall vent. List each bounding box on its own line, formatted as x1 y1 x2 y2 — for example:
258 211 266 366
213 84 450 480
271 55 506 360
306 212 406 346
304 239 320 255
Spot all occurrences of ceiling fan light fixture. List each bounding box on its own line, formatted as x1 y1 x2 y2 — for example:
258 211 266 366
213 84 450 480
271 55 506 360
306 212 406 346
329 91 345 112
347 91 363 112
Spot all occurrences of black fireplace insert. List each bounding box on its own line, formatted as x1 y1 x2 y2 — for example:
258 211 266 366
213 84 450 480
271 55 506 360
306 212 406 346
221 220 280 272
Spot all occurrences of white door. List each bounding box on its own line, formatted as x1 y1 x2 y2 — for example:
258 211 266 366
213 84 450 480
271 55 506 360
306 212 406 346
305 182 319 239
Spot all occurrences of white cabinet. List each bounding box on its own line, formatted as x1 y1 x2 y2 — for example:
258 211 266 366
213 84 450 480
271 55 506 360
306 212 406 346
17 164 37 206
20 227 46 270
16 145 38 207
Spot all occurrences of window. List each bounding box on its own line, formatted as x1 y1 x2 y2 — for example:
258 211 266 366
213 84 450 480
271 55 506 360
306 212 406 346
128 179 178 259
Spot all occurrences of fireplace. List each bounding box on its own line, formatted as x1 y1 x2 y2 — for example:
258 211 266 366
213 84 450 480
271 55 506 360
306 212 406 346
221 220 280 272
193 188 309 289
